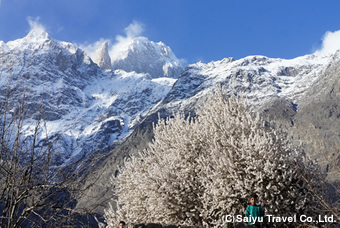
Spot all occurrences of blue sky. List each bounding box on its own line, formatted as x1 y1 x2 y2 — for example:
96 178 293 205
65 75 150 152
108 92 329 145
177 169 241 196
1 0 340 63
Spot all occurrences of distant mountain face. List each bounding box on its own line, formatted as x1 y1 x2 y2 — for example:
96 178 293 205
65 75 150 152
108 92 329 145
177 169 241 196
1 27 339 174
0 29 178 161
110 37 184 78
160 54 332 110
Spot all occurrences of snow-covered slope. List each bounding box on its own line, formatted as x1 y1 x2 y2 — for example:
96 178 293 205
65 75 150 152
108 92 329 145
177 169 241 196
111 36 184 78
0 29 176 161
159 54 333 113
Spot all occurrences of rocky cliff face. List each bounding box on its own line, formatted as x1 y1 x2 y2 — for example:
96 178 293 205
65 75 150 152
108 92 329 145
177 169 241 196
93 40 112 71
291 53 340 182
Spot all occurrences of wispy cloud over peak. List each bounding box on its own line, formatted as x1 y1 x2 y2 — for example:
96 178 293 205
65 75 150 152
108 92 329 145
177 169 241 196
80 21 145 61
26 17 50 40
124 21 144 39
314 30 340 56
27 17 45 33
111 21 145 59
78 38 109 61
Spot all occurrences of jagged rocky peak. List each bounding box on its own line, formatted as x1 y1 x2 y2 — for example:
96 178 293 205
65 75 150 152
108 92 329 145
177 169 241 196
93 40 112 71
111 36 184 78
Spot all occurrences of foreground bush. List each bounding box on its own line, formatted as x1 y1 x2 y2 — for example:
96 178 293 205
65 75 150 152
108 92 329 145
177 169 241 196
104 90 322 227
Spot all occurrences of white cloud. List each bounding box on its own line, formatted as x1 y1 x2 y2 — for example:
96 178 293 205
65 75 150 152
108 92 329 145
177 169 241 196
78 38 108 60
314 30 340 56
110 21 145 60
124 21 144 38
79 21 145 62
27 16 46 34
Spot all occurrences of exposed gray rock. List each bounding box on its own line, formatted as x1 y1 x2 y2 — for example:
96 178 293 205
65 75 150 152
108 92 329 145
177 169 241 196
93 40 112 71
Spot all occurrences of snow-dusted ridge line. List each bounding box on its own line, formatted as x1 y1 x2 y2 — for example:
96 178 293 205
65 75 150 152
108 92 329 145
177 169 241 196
159 52 336 114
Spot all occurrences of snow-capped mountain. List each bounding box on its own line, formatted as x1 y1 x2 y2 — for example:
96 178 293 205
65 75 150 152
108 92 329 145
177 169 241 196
0 29 176 161
111 36 184 78
1 27 339 168
158 54 332 113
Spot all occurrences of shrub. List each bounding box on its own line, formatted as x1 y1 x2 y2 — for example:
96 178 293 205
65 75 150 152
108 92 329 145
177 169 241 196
105 90 322 227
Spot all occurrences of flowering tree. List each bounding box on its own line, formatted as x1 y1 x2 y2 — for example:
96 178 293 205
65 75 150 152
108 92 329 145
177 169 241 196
196 94 322 227
104 90 323 227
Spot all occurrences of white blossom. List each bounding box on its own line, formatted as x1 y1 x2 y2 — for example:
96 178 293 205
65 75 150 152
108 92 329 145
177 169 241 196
104 89 323 227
